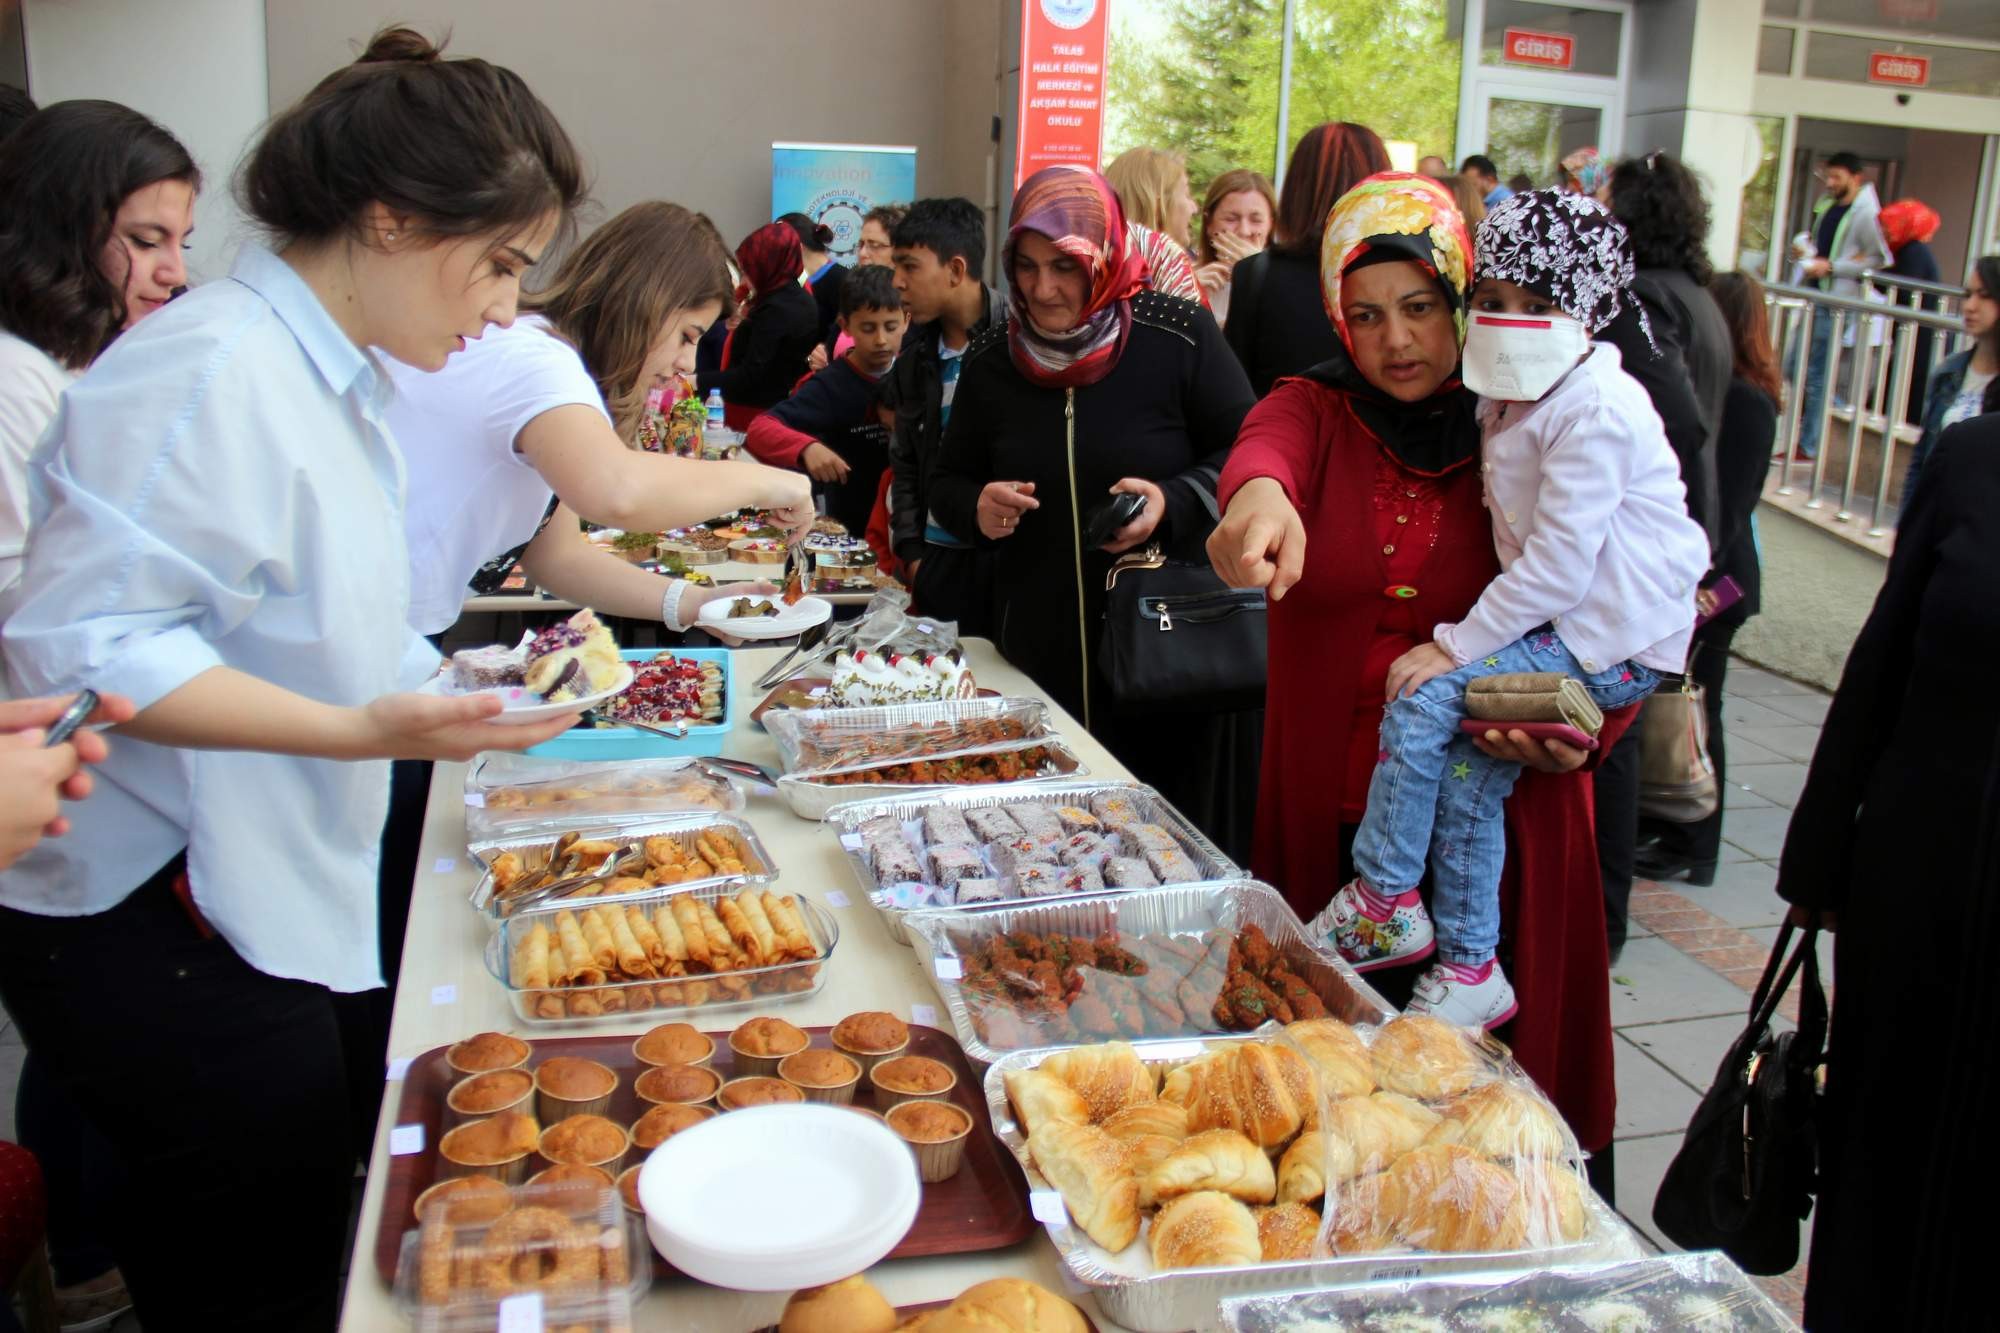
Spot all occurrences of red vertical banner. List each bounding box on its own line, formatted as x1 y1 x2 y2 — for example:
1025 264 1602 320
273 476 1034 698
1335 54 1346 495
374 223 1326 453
1015 0 1111 190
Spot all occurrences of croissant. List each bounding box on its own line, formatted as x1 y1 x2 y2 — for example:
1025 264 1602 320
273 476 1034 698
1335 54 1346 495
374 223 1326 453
1285 1019 1374 1098
1005 1068 1091 1139
1100 1101 1187 1145
1037 1042 1157 1123
1160 1042 1315 1150
1423 1082 1570 1160
1142 1128 1275 1207
1376 1144 1526 1253
1324 1178 1396 1255
1254 1201 1321 1261
1276 1091 1439 1204
1027 1121 1140 1253
1370 1014 1484 1101
1510 1158 1588 1244
1148 1190 1261 1271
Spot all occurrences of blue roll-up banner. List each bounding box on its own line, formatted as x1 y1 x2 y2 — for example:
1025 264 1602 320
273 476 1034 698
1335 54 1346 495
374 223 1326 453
771 142 918 265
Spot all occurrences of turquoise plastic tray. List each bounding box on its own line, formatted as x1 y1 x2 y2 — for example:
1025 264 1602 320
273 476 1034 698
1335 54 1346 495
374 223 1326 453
525 647 733 760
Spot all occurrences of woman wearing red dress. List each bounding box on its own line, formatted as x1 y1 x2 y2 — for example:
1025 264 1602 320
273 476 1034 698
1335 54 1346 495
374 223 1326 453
1209 173 1629 1185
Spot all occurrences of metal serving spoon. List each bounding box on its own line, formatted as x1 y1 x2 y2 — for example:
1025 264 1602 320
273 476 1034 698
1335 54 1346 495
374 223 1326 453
504 840 644 914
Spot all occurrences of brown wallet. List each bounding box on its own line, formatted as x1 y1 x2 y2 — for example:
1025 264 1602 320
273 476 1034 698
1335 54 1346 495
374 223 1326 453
1463 672 1605 738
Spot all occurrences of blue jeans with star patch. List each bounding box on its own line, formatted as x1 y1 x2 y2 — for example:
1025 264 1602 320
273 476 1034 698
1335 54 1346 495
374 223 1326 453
1352 632 1660 964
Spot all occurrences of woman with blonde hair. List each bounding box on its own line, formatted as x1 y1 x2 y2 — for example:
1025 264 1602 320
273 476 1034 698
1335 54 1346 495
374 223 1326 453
1448 172 1486 230
1193 167 1275 328
1104 145 1198 250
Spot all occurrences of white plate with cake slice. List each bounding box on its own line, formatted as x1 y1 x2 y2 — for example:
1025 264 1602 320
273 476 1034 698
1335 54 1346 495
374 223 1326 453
420 661 635 724
697 593 833 641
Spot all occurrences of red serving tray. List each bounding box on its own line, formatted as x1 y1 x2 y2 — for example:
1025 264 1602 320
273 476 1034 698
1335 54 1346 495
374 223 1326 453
755 1297 1100 1331
373 1025 1033 1284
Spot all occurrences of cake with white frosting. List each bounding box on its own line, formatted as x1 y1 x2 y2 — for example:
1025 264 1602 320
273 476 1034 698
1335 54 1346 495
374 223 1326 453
826 647 975 707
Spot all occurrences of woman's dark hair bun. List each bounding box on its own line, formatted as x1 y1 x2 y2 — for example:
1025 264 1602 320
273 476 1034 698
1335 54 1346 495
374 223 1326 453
357 26 442 64
813 222 835 249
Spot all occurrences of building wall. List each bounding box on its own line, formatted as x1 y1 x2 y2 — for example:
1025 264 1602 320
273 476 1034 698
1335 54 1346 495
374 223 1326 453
20 0 268 283
262 1 1010 260
1899 128 1983 281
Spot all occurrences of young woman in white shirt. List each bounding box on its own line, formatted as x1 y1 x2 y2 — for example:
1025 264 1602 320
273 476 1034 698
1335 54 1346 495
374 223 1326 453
0 99 200 598
0 29 585 1331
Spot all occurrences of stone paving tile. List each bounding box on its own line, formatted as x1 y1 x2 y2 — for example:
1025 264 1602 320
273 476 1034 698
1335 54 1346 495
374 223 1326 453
1728 666 1821 697
1610 1131 1685 1252
1730 761 1810 808
1723 780 1775 810
1721 695 1804 730
1744 924 1835 975
1654 925 1754 953
1721 734 1794 768
1608 937 1757 1025
1677 858 1787 929
1754 691 1833 727
1611 1034 1703 1137
1720 805 1799 860
1685 942 1782 975
1619 1015 1758 1090
1728 722 1824 764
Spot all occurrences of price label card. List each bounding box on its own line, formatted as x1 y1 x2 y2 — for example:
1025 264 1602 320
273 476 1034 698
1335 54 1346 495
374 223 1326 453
1030 1190 1070 1227
390 1124 425 1156
934 958 963 981
433 857 456 874
497 1291 544 1333
824 890 851 909
839 833 863 852
386 1056 413 1081
462 793 486 808
431 984 457 1006
911 1003 938 1027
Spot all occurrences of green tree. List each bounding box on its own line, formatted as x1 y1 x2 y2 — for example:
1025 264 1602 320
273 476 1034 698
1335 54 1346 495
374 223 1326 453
1109 0 1459 197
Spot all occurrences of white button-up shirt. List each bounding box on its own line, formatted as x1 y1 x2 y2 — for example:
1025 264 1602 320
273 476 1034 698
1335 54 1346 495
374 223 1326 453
1436 344 1710 675
0 246 438 992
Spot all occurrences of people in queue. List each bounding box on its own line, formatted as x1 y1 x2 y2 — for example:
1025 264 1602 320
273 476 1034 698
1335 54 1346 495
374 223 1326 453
696 220 821 429
1904 253 1999 499
1795 150 1891 460
1460 153 1512 207
1191 167 1275 328
884 196 997 630
1636 271 1781 886
928 163 1254 835
0 101 200 599
1225 121 1391 395
1207 172 1633 1186
0 29 586 1331
1103 145 1199 253
745 263 903 534
1776 397 2000 1333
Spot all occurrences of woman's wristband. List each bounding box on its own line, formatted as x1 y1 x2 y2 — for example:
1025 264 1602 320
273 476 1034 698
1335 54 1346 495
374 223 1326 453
660 579 692 632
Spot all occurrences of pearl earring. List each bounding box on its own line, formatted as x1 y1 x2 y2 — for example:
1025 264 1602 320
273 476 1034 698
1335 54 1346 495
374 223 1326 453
385 231 397 241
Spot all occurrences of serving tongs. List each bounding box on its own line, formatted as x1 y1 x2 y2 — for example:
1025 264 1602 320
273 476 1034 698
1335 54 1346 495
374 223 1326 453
503 839 644 914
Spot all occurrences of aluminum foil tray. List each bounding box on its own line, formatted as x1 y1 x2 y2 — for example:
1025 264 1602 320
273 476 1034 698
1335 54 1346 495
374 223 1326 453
467 812 777 929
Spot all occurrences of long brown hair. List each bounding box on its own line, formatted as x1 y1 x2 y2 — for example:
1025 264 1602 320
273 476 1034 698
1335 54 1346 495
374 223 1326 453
1710 271 1782 402
524 202 735 440
1448 174 1486 231
1273 122 1390 257
1104 146 1188 237
1198 168 1276 266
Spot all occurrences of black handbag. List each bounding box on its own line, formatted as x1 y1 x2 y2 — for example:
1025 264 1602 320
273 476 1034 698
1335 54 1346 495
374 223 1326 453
1652 920 1827 1274
1097 544 1267 714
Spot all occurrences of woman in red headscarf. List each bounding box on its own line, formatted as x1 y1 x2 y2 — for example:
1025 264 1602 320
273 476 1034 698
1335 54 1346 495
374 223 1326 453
928 164 1256 835
1879 197 1944 427
1208 172 1633 1188
695 221 821 429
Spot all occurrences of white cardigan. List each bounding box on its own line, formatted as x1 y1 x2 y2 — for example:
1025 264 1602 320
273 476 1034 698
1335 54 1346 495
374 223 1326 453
1436 344 1710 675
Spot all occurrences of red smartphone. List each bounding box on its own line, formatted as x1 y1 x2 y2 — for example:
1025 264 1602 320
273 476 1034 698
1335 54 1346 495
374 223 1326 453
1459 718 1600 751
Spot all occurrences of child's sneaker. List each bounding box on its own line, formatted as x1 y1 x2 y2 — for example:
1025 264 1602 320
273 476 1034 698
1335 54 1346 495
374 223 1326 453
1312 879 1435 972
1407 959 1519 1029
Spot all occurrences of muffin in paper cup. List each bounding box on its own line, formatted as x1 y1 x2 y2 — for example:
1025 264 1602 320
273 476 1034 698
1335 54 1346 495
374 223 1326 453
437 1111 538 1185
634 1062 722 1110
616 1163 646 1217
867 1054 958 1113
828 1011 911 1079
777 1048 862 1106
537 1114 631 1175
716 1076 805 1111
445 1032 531 1080
444 1068 535 1128
534 1056 618 1124
632 1022 716 1072
412 1173 513 1226
727 1017 810 1078
886 1101 973 1183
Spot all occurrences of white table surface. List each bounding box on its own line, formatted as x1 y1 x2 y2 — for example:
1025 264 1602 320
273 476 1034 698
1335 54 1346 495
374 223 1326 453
337 638 1128 1331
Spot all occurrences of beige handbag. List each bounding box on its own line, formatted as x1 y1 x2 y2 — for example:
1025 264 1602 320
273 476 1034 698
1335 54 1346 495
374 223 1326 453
1638 677 1719 822
1463 672 1605 736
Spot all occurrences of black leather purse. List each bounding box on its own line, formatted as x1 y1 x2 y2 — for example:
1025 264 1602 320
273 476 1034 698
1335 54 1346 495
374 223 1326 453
1652 920 1827 1274
1097 544 1267 714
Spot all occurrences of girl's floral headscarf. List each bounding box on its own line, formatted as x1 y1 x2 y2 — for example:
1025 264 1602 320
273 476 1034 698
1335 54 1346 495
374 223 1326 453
1561 146 1608 197
1002 165 1149 389
1318 171 1473 358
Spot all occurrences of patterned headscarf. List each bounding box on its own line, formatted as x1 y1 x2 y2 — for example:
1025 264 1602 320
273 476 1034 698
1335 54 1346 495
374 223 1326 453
1561 146 1608 198
735 222 804 312
1475 190 1638 336
1880 198 1941 252
1003 165 1149 388
1319 172 1473 356
1128 222 1205 304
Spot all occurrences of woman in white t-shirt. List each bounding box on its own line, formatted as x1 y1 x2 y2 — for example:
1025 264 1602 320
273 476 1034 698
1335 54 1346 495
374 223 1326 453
387 200 813 636
0 100 201 599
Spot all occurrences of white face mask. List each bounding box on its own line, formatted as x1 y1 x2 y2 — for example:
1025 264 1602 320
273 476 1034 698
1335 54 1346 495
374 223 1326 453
1459 311 1591 402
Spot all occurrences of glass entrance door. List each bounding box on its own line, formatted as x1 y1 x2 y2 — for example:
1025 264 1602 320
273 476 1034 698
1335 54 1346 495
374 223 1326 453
1484 95 1605 191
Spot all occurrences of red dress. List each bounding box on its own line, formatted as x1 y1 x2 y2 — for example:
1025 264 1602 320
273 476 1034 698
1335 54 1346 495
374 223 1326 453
1219 378 1625 1151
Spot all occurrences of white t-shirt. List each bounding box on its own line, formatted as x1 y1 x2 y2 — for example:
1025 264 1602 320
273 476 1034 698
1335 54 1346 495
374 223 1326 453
1943 367 1996 434
0 330 79 598
385 316 609 634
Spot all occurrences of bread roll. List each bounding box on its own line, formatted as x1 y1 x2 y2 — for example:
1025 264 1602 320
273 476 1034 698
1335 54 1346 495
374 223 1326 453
1037 1043 1156 1122
1160 1042 1315 1149
1324 1180 1397 1255
1423 1082 1570 1160
1142 1128 1276 1207
1254 1201 1321 1261
1376 1144 1526 1252
1284 1019 1374 1098
1148 1191 1261 1270
1099 1100 1187 1145
1511 1158 1588 1244
1276 1092 1439 1204
1370 1014 1484 1101
1004 1068 1090 1138
1027 1121 1140 1253
922 1279 1089 1333
778 1275 898 1333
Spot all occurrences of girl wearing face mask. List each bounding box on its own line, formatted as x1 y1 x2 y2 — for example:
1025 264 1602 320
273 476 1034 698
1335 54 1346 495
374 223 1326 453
0 29 587 1331
1314 189 1708 1028
0 101 200 599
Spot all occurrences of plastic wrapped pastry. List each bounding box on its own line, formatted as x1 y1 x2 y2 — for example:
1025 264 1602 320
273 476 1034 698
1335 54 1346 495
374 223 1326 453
1370 1013 1485 1100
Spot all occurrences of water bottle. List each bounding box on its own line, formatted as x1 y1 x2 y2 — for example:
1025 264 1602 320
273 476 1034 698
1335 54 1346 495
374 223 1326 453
701 388 732 457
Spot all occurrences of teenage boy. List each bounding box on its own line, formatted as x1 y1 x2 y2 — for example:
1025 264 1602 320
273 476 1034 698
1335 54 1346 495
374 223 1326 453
882 197 995 631
744 264 903 535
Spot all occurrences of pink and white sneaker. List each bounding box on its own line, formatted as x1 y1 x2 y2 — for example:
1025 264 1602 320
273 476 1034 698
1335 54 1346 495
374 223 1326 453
1407 959 1519 1029
1312 879 1435 972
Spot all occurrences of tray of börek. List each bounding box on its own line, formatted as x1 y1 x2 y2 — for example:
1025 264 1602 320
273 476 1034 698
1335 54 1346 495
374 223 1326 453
983 1023 1644 1332
469 813 777 927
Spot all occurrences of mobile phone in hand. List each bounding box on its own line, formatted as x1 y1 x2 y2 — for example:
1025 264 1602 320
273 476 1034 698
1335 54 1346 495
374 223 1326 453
43 689 99 748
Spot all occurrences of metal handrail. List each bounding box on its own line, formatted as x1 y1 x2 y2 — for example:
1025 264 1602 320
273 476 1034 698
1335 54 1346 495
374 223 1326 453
1765 281 1964 330
1861 269 1965 301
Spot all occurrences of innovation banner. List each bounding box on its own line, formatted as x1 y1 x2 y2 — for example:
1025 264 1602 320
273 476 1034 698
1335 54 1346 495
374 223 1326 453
771 142 918 265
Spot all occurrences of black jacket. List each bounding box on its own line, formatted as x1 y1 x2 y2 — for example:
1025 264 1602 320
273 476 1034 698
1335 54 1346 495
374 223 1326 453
929 290 1255 725
808 261 848 350
1599 284 1718 553
882 284 995 567
696 283 819 412
1707 378 1775 623
1222 249 1339 397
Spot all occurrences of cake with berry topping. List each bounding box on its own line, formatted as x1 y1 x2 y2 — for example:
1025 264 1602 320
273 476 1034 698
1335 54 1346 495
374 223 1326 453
521 609 623 702
596 653 724 726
